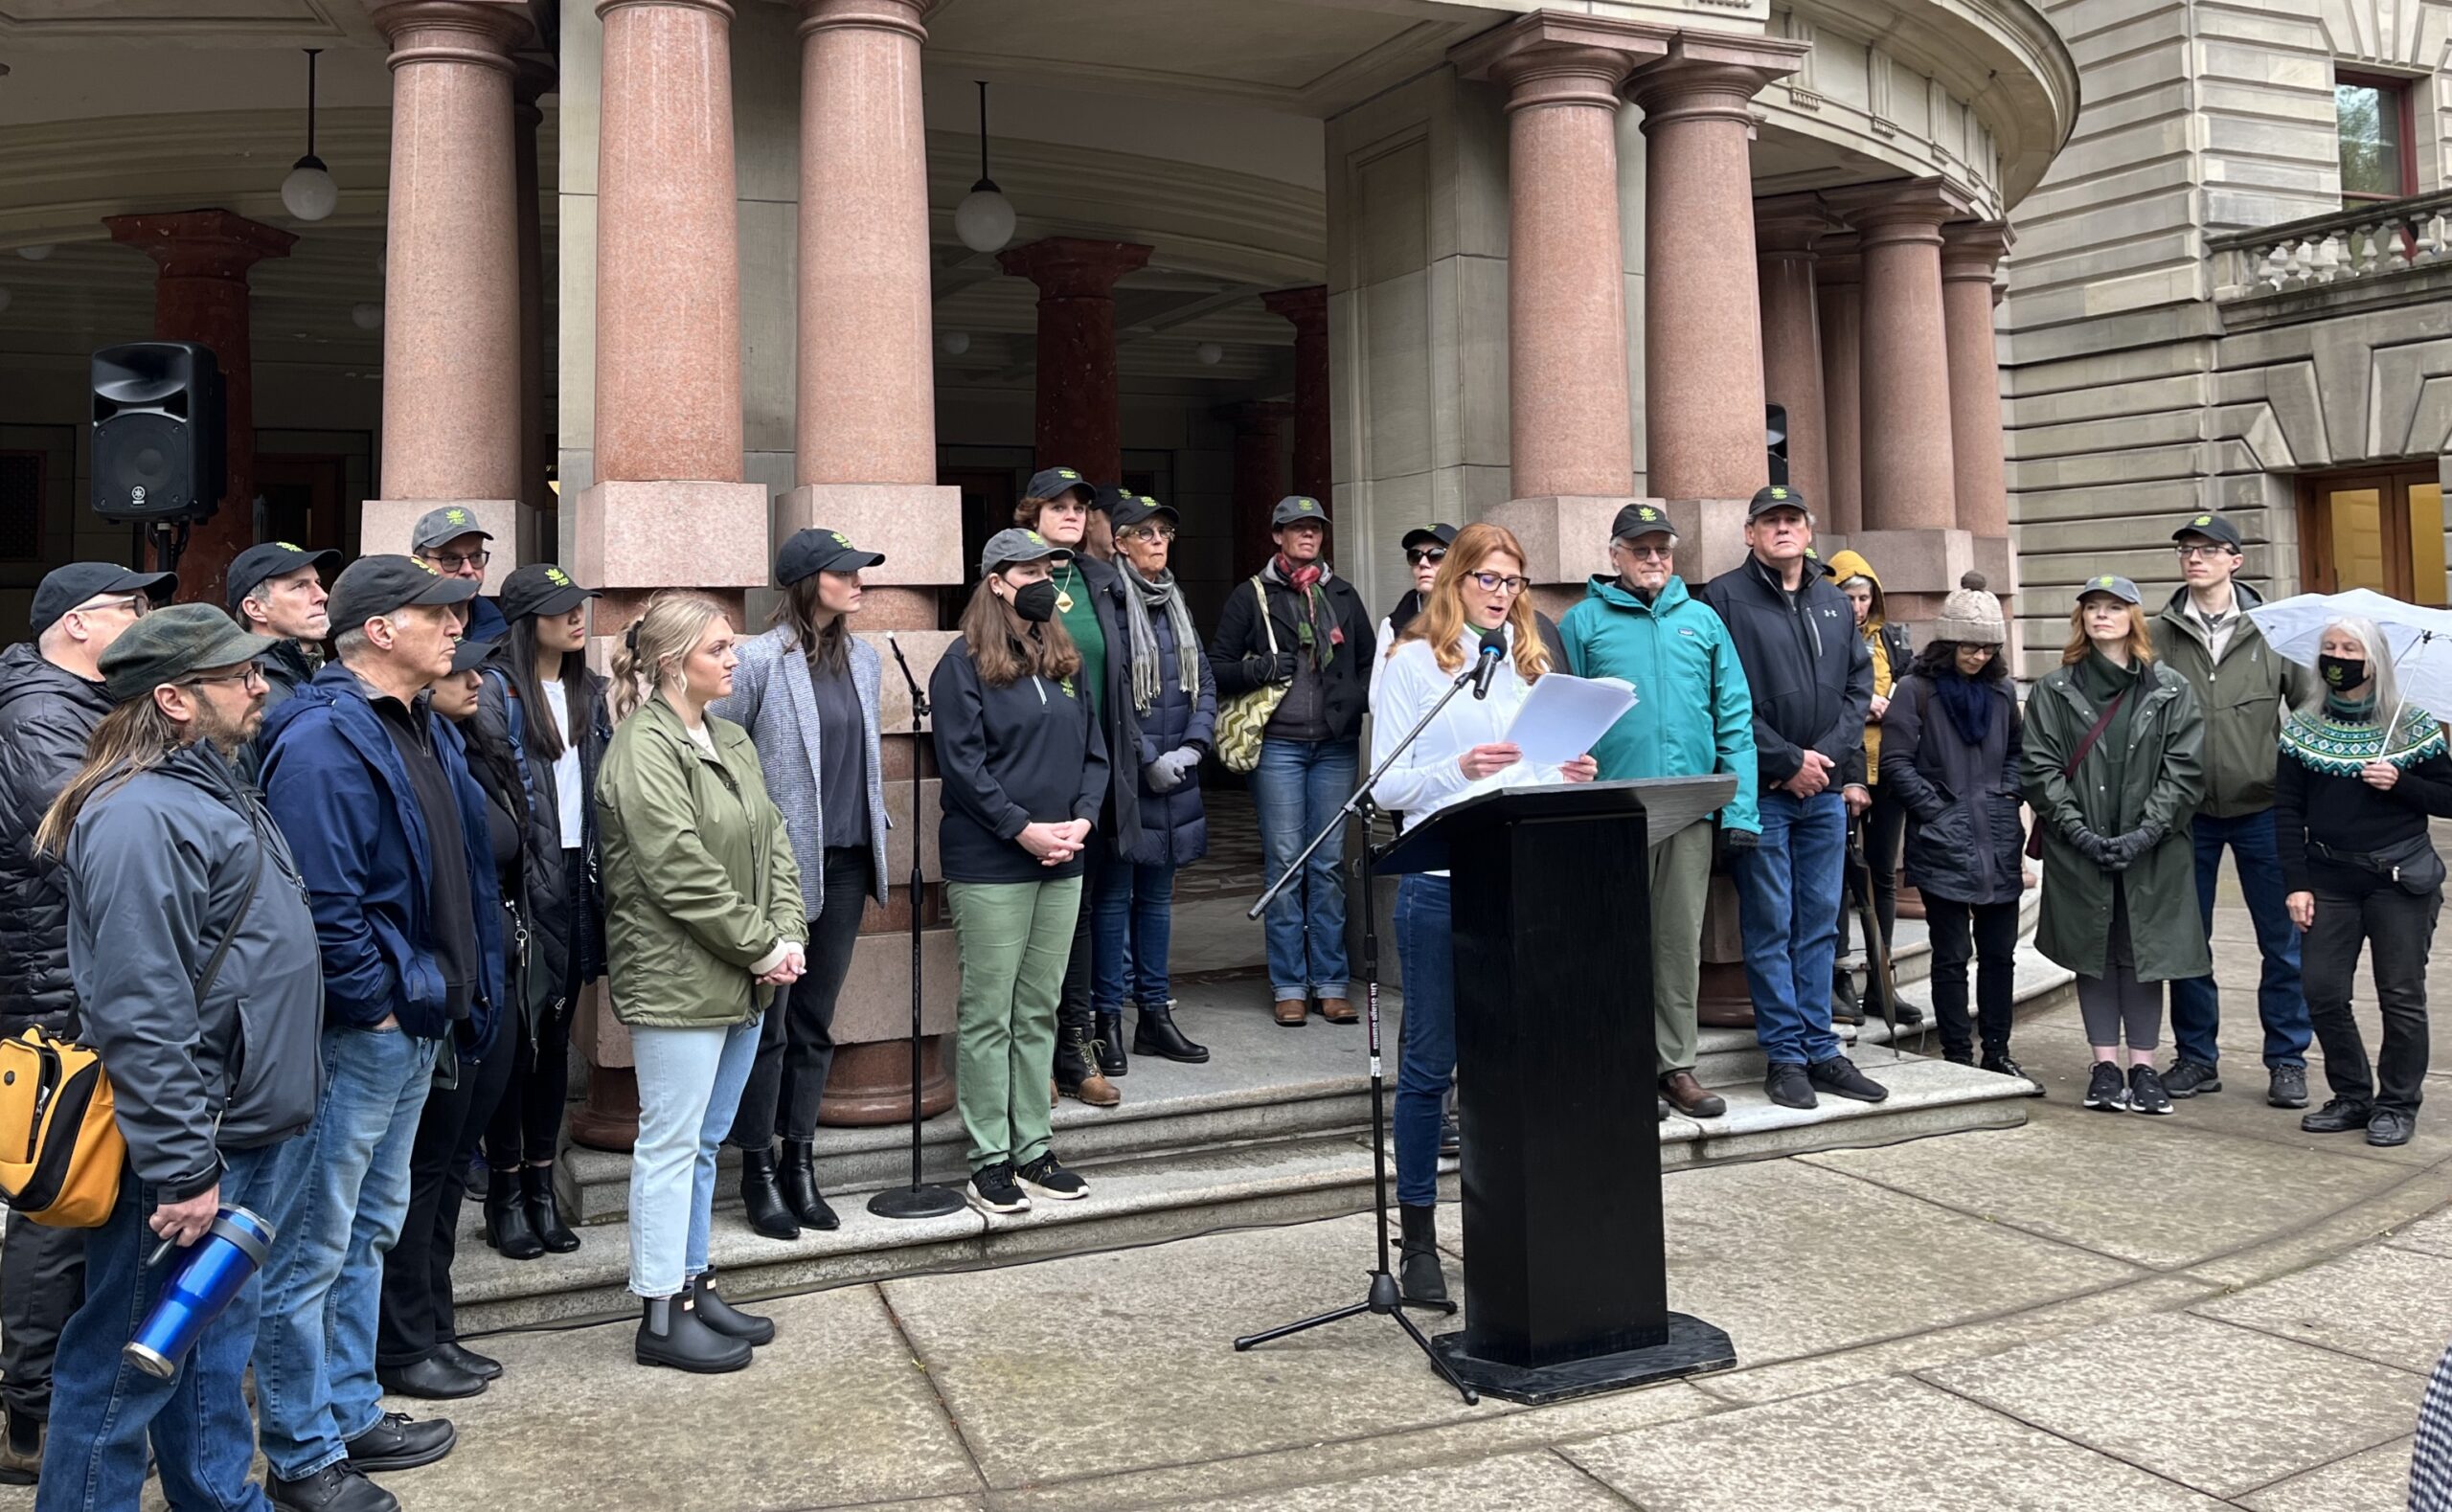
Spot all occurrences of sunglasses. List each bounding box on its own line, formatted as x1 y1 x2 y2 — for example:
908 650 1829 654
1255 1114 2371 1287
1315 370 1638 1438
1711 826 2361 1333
1406 547 1447 567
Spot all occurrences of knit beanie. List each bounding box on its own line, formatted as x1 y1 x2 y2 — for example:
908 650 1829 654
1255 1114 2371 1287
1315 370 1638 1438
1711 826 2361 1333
1933 572 2006 644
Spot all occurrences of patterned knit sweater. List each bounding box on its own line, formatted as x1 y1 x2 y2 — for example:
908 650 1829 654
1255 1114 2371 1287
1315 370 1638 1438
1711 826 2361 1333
2276 698 2452 892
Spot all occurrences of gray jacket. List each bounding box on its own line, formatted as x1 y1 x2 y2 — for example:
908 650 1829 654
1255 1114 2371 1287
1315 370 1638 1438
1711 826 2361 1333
712 625 890 912
64 741 326 1201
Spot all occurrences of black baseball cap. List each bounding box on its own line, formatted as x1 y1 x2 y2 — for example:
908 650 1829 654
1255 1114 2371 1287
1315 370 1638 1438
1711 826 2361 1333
409 506 494 553
1401 523 1459 552
776 528 885 587
226 541 341 613
1271 495 1329 529
1748 485 1809 520
98 603 276 704
1089 484 1132 516
327 553 480 636
1609 505 1675 542
1111 495 1178 532
30 563 177 637
1024 466 1093 503
499 562 601 621
447 637 498 676
2171 511 2244 552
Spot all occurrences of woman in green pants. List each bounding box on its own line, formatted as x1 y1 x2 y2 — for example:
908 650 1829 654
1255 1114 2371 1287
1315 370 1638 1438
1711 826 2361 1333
931 528 1111 1215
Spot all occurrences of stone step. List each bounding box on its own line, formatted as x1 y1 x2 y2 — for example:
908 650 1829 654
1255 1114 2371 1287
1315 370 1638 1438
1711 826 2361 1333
458 1051 2042 1336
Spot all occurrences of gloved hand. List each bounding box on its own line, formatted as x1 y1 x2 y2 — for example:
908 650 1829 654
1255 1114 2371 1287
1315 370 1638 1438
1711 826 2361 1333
1241 651 1299 686
2105 823 2165 870
1145 746 1201 793
2070 827 2122 869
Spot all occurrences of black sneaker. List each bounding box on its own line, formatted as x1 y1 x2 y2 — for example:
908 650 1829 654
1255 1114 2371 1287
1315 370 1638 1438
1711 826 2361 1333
269 1463 398 1512
2302 1096 2373 1134
1980 1051 2044 1097
1014 1153 1088 1201
342 1412 455 1473
2368 1108 2417 1147
2127 1064 2174 1115
1765 1063 1817 1110
967 1162 1031 1214
1806 1055 1890 1103
2082 1061 2128 1112
2267 1064 2309 1109
2162 1059 2221 1098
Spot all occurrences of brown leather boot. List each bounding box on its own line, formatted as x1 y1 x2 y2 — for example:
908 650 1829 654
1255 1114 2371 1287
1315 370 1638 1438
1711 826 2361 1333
1055 1024 1121 1108
1273 997 1308 1027
1317 996 1357 1025
1659 1070 1727 1119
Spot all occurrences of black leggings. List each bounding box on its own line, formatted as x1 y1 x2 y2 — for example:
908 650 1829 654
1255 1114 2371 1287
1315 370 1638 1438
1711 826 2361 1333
1924 895 2020 1057
483 849 581 1168
727 846 872 1148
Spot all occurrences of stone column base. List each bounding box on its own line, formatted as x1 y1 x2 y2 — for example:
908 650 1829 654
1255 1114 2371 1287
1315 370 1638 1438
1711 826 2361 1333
1659 499 1760 584
573 479 772 594
776 483 965 578
1483 494 1635 591
567 983 638 1152
362 498 530 591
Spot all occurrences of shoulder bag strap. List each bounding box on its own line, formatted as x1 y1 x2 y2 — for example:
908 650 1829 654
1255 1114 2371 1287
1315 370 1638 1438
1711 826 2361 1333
1253 577 1279 659
2061 691 2126 780
194 843 265 1009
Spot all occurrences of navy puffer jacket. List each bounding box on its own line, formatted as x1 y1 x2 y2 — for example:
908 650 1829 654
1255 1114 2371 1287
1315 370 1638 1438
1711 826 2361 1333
1121 587 1217 869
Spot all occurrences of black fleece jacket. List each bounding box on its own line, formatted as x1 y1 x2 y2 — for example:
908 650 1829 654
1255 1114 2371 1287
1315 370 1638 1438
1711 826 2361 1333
930 636 1111 885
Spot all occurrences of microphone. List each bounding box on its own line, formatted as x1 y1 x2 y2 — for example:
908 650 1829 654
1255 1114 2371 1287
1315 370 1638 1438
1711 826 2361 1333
1470 624 1508 700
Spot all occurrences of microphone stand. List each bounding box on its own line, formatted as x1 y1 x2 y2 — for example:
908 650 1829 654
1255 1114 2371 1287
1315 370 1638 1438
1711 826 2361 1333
1232 651 1493 1406
868 633 966 1221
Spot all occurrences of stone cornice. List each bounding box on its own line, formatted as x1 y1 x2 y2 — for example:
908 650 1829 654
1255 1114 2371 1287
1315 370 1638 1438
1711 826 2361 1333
1449 13 1674 102
1941 220 2013 281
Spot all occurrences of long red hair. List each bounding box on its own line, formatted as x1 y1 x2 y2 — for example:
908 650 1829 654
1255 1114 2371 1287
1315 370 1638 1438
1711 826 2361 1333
1393 522 1551 682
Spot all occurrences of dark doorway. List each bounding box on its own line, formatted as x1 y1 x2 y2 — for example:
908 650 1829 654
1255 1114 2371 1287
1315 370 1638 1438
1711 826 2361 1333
255 453 356 560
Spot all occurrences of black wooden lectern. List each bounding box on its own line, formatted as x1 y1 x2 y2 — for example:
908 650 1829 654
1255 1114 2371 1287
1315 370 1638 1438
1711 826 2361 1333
1377 776 1739 1405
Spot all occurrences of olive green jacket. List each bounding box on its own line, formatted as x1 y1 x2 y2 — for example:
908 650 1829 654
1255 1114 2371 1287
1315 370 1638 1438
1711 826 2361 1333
2022 661 2213 982
598 694 805 1029
2151 584 2315 818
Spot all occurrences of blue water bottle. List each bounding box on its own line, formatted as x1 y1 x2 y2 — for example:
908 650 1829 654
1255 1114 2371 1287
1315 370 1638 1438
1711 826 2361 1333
125 1207 276 1380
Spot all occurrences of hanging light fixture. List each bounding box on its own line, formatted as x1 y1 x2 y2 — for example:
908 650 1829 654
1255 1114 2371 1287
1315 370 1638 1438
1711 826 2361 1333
954 79 1016 254
281 49 338 222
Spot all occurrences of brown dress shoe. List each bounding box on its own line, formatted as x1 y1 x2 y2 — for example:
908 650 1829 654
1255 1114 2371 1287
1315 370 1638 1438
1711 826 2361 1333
1274 999 1309 1027
1317 996 1357 1025
1660 1070 1726 1119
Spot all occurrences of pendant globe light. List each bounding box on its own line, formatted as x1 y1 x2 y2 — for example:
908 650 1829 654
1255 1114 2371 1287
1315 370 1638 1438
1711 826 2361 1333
953 79 1016 254
281 49 339 223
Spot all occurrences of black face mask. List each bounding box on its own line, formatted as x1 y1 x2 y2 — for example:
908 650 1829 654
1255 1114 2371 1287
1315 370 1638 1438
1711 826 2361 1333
2320 654 2368 692
1011 579 1060 623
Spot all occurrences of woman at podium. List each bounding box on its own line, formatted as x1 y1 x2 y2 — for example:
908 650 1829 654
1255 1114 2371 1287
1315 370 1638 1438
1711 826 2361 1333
1370 522 1597 1307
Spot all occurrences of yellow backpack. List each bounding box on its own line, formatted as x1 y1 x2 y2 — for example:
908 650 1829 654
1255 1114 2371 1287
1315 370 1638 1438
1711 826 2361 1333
0 1027 125 1229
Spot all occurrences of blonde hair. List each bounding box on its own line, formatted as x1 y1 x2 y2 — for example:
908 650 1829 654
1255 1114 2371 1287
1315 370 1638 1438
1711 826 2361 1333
610 590 731 721
1394 522 1552 682
2061 598 2154 666
34 698 182 859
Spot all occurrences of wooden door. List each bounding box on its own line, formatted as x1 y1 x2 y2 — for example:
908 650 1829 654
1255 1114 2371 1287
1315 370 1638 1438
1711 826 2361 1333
2300 465 2447 606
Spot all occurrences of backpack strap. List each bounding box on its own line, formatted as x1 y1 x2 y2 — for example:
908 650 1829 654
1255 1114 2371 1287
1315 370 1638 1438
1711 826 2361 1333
193 843 264 1010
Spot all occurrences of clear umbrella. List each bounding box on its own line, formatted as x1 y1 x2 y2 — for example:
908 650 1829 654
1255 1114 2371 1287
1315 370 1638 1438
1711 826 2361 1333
2244 588 2452 733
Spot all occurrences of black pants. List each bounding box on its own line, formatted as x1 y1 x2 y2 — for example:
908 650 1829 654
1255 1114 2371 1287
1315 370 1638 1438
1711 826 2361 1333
1056 843 1110 1045
0 1214 82 1421
2303 882 2438 1115
727 846 870 1149
1924 895 2021 1058
1835 788 1908 964
377 1044 514 1369
483 849 585 1169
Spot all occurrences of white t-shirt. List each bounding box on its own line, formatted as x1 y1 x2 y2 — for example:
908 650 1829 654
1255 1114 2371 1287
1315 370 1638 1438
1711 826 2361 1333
541 681 585 849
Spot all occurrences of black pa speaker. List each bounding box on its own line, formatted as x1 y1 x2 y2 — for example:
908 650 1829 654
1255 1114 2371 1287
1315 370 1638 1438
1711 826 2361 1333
1764 402 1790 488
90 342 226 524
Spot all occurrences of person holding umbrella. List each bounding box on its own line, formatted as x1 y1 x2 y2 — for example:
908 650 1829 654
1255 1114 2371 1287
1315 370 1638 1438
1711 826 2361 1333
2024 575 2208 1116
2273 612 2452 1147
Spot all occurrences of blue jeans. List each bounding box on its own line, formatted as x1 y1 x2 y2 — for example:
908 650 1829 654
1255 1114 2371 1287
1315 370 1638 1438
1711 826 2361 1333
1254 736 1356 1002
252 1026 440 1481
2168 807 2312 1069
1092 860 1176 1011
629 1017 763 1299
37 1144 286 1512
1734 788 1848 1067
1393 874 1454 1207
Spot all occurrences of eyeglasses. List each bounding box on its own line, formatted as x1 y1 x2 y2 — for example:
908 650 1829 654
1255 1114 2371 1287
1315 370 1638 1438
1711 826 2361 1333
1465 571 1529 596
420 550 491 572
73 595 148 620
1618 543 1676 561
1127 525 1177 542
183 663 268 690
1406 548 1447 567
2174 544 2232 561
1961 644 1998 659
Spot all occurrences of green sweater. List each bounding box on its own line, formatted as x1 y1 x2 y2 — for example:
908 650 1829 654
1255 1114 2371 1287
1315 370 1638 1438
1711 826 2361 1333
1054 562 1106 721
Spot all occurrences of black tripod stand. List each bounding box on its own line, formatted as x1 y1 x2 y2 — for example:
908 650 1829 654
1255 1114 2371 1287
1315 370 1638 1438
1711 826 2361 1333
869 632 965 1221
1232 655 1489 1406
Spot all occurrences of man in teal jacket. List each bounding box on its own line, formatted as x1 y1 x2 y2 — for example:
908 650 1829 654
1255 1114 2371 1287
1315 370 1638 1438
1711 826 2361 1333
1560 503 1759 1119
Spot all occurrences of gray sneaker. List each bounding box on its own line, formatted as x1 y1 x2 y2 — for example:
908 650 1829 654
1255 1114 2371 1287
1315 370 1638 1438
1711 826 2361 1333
2267 1064 2309 1109
2162 1059 2221 1098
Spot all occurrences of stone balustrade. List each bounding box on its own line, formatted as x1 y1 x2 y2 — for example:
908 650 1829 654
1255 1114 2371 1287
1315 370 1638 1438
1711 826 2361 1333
2211 190 2452 301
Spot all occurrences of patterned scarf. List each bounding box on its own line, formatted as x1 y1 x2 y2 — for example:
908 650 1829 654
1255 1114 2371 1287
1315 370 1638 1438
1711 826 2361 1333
2280 694 2446 776
1267 554 1343 670
1122 560 1202 715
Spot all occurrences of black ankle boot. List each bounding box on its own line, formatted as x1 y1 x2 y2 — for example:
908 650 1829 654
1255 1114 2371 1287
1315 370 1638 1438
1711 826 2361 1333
520 1163 579 1253
635 1294 752 1373
1397 1203 1450 1307
1094 1010 1128 1076
778 1140 839 1231
690 1270 776 1345
738 1146 799 1240
484 1168 543 1261
1131 1000 1210 1064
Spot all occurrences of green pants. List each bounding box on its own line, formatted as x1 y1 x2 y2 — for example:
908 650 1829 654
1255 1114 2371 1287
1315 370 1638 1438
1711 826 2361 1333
948 877 1083 1170
1649 820 1713 1075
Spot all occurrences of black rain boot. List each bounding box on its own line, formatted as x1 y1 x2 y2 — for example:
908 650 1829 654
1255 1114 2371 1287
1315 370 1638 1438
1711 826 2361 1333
635 1294 752 1373
778 1140 840 1231
1094 1010 1128 1077
484 1168 543 1261
520 1163 579 1253
1397 1203 1450 1307
737 1146 799 1241
1131 1000 1210 1064
689 1270 776 1346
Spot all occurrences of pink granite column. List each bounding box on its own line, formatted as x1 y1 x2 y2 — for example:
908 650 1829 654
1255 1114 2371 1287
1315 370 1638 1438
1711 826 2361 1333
102 212 295 607
1755 196 1840 520
1815 239 1864 534
364 0 529 577
999 237 1153 485
1630 34 1805 501
1941 222 2012 539
1222 400 1292 581
1261 286 1329 502
1844 181 1969 531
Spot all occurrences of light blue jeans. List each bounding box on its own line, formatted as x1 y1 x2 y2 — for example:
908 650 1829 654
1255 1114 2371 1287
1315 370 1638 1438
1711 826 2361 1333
1253 736 1356 1002
252 1025 440 1481
628 1017 763 1299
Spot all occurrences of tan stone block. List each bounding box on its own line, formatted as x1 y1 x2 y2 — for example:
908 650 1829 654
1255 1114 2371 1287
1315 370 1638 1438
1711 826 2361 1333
881 777 942 884
1660 498 1756 583
573 480 770 592
776 484 965 587
1485 495 1638 586
863 630 960 731
1844 528 1975 595
831 927 960 1045
1971 534 2018 595
361 498 527 591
